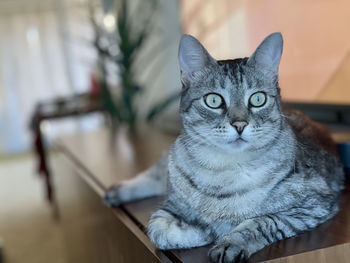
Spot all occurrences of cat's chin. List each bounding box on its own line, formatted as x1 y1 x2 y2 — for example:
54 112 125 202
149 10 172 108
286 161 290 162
218 138 250 153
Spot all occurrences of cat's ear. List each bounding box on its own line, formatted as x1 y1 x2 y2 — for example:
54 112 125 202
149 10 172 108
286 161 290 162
247 32 283 74
178 34 216 83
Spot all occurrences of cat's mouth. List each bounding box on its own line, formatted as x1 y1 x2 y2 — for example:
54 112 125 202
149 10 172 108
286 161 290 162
228 137 248 144
222 137 249 152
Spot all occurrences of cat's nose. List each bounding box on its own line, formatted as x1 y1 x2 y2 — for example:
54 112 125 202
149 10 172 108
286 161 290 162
231 121 248 135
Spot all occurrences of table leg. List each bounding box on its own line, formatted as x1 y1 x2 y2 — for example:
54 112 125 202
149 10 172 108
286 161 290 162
33 126 54 203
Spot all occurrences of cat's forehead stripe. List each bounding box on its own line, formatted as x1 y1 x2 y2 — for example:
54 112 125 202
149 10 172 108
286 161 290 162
220 64 251 92
242 74 249 90
224 75 233 90
238 64 244 84
217 61 254 92
215 77 223 90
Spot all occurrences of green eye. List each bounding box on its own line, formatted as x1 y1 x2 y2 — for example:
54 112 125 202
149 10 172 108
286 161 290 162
205 93 223 109
249 92 266 107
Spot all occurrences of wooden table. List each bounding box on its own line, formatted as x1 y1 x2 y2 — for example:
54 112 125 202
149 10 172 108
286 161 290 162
54 126 350 262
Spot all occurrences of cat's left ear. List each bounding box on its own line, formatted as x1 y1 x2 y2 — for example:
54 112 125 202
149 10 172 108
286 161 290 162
178 34 216 84
247 32 283 74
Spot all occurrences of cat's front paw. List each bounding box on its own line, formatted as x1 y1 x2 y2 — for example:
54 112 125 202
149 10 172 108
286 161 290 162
209 243 248 263
103 186 122 206
148 209 212 250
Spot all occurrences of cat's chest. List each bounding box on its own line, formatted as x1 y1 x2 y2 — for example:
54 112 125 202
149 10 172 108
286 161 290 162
168 142 279 223
175 187 267 227
191 184 267 223
169 163 269 223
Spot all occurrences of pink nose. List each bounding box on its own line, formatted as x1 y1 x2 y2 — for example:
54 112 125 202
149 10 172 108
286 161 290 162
231 121 248 135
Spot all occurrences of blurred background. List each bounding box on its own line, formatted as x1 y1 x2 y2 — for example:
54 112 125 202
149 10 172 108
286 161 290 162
0 0 349 262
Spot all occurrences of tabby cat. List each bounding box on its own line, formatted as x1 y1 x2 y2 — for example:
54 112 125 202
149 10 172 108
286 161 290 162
104 33 344 263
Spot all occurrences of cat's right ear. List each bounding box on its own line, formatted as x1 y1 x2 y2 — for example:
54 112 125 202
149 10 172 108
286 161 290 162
178 35 216 84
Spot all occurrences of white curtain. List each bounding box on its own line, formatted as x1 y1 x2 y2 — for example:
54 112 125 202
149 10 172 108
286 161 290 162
0 3 102 154
0 10 67 153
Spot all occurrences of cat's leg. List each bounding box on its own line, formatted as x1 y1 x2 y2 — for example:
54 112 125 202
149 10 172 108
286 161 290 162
103 152 168 206
209 205 338 263
147 209 213 249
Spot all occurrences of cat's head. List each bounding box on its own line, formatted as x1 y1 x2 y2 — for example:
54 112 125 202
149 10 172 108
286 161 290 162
178 33 284 153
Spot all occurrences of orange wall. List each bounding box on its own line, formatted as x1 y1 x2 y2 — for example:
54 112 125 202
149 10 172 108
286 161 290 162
180 0 350 104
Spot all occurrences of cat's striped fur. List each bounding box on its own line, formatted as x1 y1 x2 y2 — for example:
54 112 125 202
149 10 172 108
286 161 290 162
104 33 344 263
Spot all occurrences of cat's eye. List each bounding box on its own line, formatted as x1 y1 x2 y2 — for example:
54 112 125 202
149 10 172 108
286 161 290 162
204 93 223 109
249 92 266 107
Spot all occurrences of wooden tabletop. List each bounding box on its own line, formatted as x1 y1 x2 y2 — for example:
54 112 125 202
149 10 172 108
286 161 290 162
57 125 350 262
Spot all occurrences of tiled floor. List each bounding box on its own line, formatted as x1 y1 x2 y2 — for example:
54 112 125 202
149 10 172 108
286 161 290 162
0 154 67 263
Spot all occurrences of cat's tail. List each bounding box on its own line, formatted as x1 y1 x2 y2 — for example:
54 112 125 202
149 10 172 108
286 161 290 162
103 151 169 206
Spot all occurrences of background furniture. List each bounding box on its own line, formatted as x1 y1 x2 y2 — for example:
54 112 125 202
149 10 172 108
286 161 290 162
30 93 106 203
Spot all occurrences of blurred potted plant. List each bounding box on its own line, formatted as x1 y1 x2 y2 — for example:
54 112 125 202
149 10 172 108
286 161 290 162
88 0 179 133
